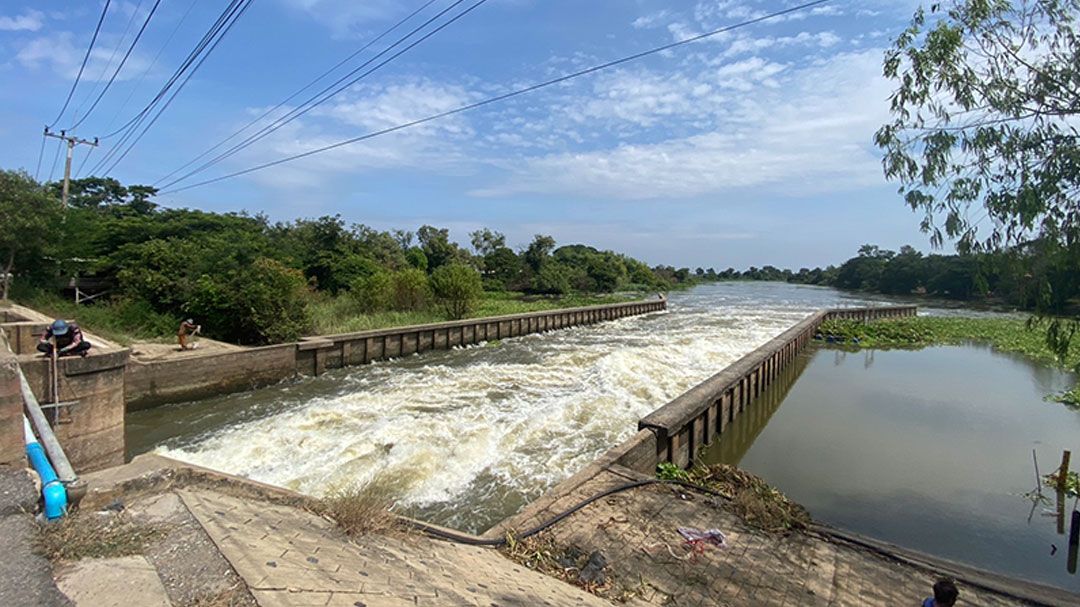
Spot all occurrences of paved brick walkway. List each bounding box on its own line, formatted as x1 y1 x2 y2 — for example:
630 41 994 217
504 466 1073 607
178 488 618 607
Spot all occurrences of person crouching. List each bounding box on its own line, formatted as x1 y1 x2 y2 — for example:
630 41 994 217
37 319 92 357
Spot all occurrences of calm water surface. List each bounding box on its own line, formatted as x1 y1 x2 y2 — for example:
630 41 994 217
127 283 890 532
703 345 1080 591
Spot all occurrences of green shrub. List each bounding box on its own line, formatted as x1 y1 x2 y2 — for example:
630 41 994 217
187 257 312 344
430 263 482 320
390 268 430 311
351 272 392 313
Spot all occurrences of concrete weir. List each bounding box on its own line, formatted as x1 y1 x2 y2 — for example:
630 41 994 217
0 297 666 473
124 297 667 409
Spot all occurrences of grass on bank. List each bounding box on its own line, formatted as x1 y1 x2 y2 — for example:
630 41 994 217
817 316 1080 406
12 290 178 346
35 512 165 561
312 476 404 537
9 288 642 346
307 290 640 335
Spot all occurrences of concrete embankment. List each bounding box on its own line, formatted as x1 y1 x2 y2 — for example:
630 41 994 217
124 297 666 410
621 305 915 472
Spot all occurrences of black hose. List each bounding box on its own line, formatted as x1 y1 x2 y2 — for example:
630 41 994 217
407 478 729 546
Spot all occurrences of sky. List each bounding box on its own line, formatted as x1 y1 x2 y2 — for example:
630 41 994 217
0 0 941 270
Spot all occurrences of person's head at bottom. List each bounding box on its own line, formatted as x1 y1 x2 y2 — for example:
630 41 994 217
926 578 958 607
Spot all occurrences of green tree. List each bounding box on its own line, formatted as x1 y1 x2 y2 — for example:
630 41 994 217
877 0 1080 357
390 268 430 311
469 228 506 257
430 263 482 319
187 257 311 345
523 234 556 273
417 225 458 271
0 170 62 299
351 272 392 313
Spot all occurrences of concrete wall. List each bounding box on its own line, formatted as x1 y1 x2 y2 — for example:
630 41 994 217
0 336 24 467
18 349 129 472
125 344 296 412
127 297 668 409
624 305 916 471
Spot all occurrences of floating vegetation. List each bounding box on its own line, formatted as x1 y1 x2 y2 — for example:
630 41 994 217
1046 386 1080 409
816 317 1080 369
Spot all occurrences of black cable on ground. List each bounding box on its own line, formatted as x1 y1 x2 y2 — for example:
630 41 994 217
407 478 729 546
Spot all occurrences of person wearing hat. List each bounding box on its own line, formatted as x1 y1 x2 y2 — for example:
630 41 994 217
37 319 91 357
178 318 201 350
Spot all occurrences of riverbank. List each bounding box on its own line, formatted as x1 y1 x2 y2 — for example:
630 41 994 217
13 290 648 348
30 453 1069 606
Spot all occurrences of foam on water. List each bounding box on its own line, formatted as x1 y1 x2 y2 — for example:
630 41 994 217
155 283 888 532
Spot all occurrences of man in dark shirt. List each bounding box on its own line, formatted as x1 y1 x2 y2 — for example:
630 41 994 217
37 319 91 357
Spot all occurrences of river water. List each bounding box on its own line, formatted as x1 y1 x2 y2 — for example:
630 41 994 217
127 283 887 532
702 345 1080 591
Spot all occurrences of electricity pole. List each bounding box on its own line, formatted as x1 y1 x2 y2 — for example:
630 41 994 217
43 127 98 208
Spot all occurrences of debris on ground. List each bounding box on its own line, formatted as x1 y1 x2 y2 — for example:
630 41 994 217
676 527 727 553
669 463 812 532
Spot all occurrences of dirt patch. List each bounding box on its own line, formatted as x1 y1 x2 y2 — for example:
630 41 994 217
129 339 241 361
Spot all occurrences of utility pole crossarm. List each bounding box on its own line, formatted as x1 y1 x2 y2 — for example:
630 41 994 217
43 127 99 208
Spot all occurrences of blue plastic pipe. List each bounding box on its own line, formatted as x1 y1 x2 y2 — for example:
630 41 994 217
23 417 67 520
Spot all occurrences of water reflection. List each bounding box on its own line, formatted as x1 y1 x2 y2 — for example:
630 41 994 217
702 344 1080 591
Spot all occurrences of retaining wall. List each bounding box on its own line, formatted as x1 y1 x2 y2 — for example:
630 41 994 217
0 336 24 467
622 305 916 471
18 350 129 472
126 298 667 409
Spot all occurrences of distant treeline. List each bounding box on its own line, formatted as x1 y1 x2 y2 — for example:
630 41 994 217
714 243 1079 312
2 172 702 344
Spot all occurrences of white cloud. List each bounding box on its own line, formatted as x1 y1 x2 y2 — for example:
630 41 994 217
279 0 405 37
0 9 43 31
16 32 154 81
235 78 479 189
473 49 892 200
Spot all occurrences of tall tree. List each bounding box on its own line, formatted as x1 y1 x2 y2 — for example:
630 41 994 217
0 171 62 299
877 0 1080 357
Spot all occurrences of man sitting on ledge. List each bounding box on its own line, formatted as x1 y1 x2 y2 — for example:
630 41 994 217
37 319 92 357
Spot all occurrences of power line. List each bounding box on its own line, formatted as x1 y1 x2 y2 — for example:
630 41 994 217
161 0 832 195
93 0 255 176
33 133 47 180
71 0 147 128
153 0 441 187
47 138 63 182
96 0 203 143
47 0 112 128
98 0 247 142
68 0 163 131
157 0 485 189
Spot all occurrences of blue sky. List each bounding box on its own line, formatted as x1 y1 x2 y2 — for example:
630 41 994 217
0 0 939 269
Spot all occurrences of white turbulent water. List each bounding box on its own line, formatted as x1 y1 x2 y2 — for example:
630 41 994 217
156 283 890 532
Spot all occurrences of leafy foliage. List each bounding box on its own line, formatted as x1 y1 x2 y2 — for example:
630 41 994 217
876 0 1080 359
8 173 696 344
0 170 62 299
430 263 483 320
